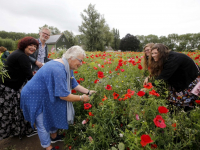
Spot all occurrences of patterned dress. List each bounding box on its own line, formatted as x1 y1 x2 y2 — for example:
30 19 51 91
0 84 34 140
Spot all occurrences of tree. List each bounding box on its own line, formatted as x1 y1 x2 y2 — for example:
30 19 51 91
63 30 78 47
39 24 61 35
79 4 107 51
120 34 140 51
111 28 120 50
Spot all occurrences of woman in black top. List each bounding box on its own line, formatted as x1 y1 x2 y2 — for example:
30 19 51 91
148 43 199 108
0 37 39 140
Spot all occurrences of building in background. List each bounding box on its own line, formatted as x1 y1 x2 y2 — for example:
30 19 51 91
46 34 70 52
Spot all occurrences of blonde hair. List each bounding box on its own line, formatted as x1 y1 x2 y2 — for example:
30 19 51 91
143 43 154 70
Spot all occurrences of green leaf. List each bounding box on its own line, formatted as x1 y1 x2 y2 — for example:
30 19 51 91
118 142 125 150
111 147 118 150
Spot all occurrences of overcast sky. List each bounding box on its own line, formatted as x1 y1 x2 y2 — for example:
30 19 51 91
0 0 200 38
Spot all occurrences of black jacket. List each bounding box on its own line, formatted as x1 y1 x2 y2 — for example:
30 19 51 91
0 49 33 90
156 51 199 91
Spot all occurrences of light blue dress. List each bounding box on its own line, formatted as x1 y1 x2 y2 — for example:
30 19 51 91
20 60 78 132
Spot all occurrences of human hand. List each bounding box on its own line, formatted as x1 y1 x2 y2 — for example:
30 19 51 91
140 88 147 92
82 94 90 102
143 77 149 86
35 61 43 68
33 71 37 75
88 90 97 96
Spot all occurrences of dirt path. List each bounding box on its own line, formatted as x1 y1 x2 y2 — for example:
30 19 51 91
0 135 65 150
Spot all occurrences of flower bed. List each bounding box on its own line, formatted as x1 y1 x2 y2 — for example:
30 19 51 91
50 51 200 150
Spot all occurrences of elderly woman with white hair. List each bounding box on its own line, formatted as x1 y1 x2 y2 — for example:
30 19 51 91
20 46 96 150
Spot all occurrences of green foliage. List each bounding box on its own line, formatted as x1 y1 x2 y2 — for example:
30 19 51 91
0 37 15 50
136 33 200 52
60 51 200 150
39 24 61 35
79 4 112 51
120 34 140 51
111 28 120 50
63 30 78 47
0 30 38 41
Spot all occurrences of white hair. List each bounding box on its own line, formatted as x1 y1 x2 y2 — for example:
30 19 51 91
39 27 51 34
63 46 86 60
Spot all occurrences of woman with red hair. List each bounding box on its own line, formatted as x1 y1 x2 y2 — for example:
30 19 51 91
0 36 39 140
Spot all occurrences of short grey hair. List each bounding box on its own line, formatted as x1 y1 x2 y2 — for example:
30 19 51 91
63 46 86 60
39 27 51 34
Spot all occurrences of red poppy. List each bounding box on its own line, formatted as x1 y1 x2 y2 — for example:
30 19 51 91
140 134 154 147
79 78 84 81
55 146 59 149
138 64 143 70
151 144 157 149
94 79 99 84
121 69 125 72
84 103 92 110
143 82 153 89
68 146 72 150
97 71 104 79
74 71 78 74
77 80 80 84
172 123 177 130
102 95 107 101
195 100 200 104
127 89 135 95
105 85 112 90
118 62 123 66
137 91 145 97
71 89 76 94
158 106 169 114
101 65 104 68
113 92 119 99
93 67 98 70
153 115 166 128
115 68 118 71
149 89 160 97
89 112 94 116
109 70 112 73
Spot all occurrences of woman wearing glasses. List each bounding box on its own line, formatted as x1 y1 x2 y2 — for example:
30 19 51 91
20 46 96 150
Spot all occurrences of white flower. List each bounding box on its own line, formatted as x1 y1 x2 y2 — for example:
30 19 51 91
119 133 123 137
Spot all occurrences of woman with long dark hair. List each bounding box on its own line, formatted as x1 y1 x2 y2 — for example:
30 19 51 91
0 37 39 140
148 43 199 109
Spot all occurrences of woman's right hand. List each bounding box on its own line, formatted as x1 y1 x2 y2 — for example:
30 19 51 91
143 77 149 86
82 94 90 102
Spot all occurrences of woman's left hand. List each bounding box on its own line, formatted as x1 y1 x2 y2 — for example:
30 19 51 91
88 90 97 96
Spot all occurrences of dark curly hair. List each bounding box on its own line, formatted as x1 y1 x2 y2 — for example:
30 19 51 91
18 37 39 51
149 43 170 77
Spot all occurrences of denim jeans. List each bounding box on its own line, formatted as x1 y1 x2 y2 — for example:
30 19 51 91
35 113 57 148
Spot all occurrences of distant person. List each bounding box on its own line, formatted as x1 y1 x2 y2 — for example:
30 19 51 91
146 43 199 110
21 46 96 150
0 46 10 63
0 37 39 140
142 43 154 85
29 27 52 72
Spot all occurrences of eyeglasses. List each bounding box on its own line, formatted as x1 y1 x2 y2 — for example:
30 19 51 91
75 57 83 63
42 32 50 36
144 49 150 52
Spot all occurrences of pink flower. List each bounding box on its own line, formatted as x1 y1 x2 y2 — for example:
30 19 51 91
88 136 93 142
82 120 87 124
98 64 101 67
136 114 140 120
121 69 125 72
